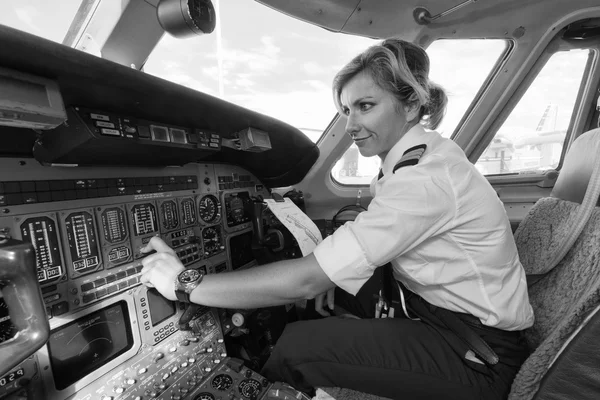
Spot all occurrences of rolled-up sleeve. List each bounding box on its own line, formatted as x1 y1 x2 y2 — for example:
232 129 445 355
313 161 456 295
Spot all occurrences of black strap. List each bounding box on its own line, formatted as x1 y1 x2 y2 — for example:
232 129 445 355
401 285 500 365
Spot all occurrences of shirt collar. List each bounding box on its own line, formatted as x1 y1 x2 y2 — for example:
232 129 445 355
381 124 431 175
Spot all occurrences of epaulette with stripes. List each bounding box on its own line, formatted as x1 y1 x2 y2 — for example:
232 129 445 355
392 144 427 173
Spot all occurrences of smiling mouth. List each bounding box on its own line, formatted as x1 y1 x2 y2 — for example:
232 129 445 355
353 135 371 143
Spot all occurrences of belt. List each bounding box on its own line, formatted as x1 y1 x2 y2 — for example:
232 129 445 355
379 263 500 365
406 294 500 365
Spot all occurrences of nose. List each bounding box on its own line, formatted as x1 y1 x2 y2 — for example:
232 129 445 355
345 114 361 137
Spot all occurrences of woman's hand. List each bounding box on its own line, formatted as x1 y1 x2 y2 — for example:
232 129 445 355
314 287 335 317
139 236 185 301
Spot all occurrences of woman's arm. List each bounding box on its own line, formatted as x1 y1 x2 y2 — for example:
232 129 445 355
140 236 335 308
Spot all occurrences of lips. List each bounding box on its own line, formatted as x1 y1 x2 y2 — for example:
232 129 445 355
353 135 371 143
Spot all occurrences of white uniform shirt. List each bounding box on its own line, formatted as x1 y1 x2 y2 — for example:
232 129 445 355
314 124 534 331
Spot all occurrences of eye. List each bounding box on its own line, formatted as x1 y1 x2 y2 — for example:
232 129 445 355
359 102 373 112
340 106 350 116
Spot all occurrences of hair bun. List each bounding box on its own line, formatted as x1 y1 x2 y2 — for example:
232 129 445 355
422 83 448 130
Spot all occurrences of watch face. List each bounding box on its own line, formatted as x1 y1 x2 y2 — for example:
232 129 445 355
179 269 201 284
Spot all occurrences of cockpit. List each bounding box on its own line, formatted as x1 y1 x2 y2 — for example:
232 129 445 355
1 1 600 399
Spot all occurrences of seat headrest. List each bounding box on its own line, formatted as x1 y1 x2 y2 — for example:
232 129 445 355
551 128 600 206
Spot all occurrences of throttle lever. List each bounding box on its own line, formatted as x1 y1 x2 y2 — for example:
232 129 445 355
0 239 50 376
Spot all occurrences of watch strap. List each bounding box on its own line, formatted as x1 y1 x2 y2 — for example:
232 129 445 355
175 289 191 303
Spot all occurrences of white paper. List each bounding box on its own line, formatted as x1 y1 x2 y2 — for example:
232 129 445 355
264 198 323 256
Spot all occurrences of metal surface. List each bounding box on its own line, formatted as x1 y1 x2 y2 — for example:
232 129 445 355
0 239 50 377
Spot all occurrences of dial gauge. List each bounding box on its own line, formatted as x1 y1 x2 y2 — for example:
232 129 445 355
202 226 222 255
239 378 262 398
211 373 233 390
193 393 215 400
198 195 221 224
0 299 17 344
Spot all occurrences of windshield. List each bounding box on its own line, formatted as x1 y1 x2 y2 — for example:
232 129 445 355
144 2 374 143
0 0 83 44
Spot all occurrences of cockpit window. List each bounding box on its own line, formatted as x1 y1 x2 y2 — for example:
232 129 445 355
0 0 83 44
143 1 374 143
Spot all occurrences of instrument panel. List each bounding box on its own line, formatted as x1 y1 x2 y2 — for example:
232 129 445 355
0 159 271 400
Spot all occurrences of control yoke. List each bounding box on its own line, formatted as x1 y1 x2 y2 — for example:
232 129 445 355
251 195 285 251
0 239 50 376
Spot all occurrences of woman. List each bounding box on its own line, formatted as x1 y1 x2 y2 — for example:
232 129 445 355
140 38 533 400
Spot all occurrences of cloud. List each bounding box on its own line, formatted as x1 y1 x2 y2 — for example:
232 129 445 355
303 62 326 75
14 6 41 33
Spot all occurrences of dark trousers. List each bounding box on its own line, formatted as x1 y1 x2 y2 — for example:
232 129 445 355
261 275 528 400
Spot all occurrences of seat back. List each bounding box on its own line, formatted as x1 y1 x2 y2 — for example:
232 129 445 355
509 128 600 399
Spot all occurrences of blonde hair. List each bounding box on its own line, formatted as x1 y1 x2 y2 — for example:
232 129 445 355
333 38 447 130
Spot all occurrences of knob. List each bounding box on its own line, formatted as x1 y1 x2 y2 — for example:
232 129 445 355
188 357 196 363
169 346 177 353
206 347 213 353
126 378 136 385
231 313 245 327
217 339 224 343
204 367 212 373
181 362 189 368
189 337 200 343
180 387 189 394
138 367 148 375
162 372 170 381
159 384 167 390
171 366 179 373
245 370 252 378
101 397 113 400
114 387 125 394
221 352 227 358
153 352 164 363
171 395 181 400
150 391 159 398
179 339 190 347
204 177 211 185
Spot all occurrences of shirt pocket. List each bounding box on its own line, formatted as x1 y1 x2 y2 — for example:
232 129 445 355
396 251 434 285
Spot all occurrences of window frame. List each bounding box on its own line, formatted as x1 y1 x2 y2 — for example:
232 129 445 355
472 36 598 180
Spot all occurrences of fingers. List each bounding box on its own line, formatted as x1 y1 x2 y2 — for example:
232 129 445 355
327 288 335 311
315 293 330 317
139 271 155 288
141 236 176 255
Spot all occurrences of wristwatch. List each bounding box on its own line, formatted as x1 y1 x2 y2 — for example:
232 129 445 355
174 268 204 303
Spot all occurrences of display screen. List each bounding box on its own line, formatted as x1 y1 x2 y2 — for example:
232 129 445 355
229 231 255 270
147 288 176 326
48 301 133 390
0 76 49 106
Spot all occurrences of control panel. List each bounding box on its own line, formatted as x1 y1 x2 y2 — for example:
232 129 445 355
0 159 286 400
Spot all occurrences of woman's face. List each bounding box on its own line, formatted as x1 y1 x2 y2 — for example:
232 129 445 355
339 72 418 161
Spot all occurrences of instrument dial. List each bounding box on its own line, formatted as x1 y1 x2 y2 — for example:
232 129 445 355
198 195 221 224
193 393 215 400
239 378 262 398
211 373 233 391
0 299 17 344
202 226 222 255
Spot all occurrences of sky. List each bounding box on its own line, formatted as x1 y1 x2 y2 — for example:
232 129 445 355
0 0 590 146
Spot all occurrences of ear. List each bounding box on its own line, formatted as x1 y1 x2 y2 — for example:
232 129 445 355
403 102 421 123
